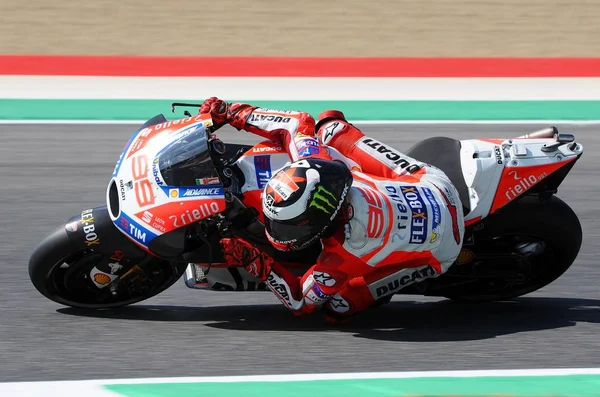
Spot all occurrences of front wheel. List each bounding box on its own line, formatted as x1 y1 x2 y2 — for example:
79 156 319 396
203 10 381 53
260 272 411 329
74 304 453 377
28 226 187 309
442 195 582 302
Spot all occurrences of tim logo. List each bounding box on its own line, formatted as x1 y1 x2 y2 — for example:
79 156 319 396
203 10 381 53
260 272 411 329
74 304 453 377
357 187 385 239
254 155 272 189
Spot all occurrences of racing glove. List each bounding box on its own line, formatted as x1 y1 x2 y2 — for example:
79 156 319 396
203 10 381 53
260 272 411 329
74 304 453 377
199 97 231 125
220 237 274 280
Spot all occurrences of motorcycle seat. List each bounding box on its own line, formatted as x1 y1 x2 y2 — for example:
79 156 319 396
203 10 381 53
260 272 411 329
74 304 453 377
405 137 471 215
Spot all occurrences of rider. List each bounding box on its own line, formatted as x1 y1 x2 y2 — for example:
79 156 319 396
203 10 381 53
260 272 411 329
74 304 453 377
199 97 465 322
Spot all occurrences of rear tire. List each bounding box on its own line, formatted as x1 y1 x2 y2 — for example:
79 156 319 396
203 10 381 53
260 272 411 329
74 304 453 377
442 195 582 302
28 226 186 309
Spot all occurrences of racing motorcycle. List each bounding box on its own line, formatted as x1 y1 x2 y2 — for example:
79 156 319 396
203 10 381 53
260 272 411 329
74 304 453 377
28 104 584 309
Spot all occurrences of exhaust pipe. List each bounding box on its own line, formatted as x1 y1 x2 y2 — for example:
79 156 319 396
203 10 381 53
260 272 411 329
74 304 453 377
517 126 558 139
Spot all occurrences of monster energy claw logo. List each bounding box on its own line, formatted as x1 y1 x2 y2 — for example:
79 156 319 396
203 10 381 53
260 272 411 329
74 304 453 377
309 186 337 214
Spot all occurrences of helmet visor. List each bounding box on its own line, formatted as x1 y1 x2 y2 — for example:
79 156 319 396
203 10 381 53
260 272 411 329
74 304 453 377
264 217 316 248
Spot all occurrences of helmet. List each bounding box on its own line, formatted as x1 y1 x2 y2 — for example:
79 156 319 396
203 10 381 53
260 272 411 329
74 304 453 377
262 158 353 251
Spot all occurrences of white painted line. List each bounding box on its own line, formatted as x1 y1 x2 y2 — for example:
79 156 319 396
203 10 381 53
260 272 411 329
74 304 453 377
2 368 600 388
1 119 600 126
0 382 121 397
2 368 600 396
4 76 600 100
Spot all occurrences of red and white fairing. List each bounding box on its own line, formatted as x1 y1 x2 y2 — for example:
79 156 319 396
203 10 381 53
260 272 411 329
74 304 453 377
107 114 226 250
459 135 583 225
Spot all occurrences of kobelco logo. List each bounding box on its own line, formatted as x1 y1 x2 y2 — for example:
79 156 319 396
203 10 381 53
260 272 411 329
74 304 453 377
309 186 337 214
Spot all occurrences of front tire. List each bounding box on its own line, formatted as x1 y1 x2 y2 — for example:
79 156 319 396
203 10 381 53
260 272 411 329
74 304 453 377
28 226 187 309
442 195 582 302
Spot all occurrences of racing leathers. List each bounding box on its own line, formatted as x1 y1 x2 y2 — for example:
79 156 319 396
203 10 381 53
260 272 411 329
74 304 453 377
201 98 465 321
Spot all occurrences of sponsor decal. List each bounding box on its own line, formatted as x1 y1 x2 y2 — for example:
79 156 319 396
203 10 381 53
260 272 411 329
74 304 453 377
117 213 157 246
168 123 201 140
266 271 302 310
267 169 304 203
491 162 569 212
94 273 111 285
266 233 296 250
127 131 153 159
138 210 167 233
309 186 337 214
456 249 475 265
129 223 148 243
119 215 129 231
108 262 123 275
253 155 272 189
399 186 429 244
313 271 336 287
256 108 296 114
112 150 125 177
295 184 350 249
305 288 328 306
494 145 504 165
302 275 331 306
331 184 349 221
65 221 78 233
321 121 344 145
263 194 277 216
383 185 410 242
169 189 179 198
422 187 442 243
126 116 209 160
328 294 350 313
110 250 126 261
152 160 164 187
357 187 385 239
433 184 461 245
195 177 220 185
131 155 155 208
369 265 436 298
297 138 320 157
169 201 221 228
181 187 224 197
361 138 423 174
90 266 118 289
119 179 126 200
248 144 284 154
505 171 548 202
249 114 292 123
80 209 100 246
141 210 153 223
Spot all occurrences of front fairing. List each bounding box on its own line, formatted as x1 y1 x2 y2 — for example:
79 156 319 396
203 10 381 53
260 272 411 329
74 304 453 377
106 114 226 251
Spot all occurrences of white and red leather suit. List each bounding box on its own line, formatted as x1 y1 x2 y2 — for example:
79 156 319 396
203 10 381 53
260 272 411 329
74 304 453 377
202 99 465 321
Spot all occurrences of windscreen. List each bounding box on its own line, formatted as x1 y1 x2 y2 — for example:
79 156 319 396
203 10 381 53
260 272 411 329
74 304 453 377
157 126 221 187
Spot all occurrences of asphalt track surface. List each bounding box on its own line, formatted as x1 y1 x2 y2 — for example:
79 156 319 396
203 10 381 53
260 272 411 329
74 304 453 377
1 122 599 382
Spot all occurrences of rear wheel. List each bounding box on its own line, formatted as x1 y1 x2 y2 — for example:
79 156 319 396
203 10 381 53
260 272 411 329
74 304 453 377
28 226 187 309
441 195 582 302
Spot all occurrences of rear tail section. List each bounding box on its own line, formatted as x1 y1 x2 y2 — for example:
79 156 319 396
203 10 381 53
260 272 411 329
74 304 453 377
459 127 583 225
